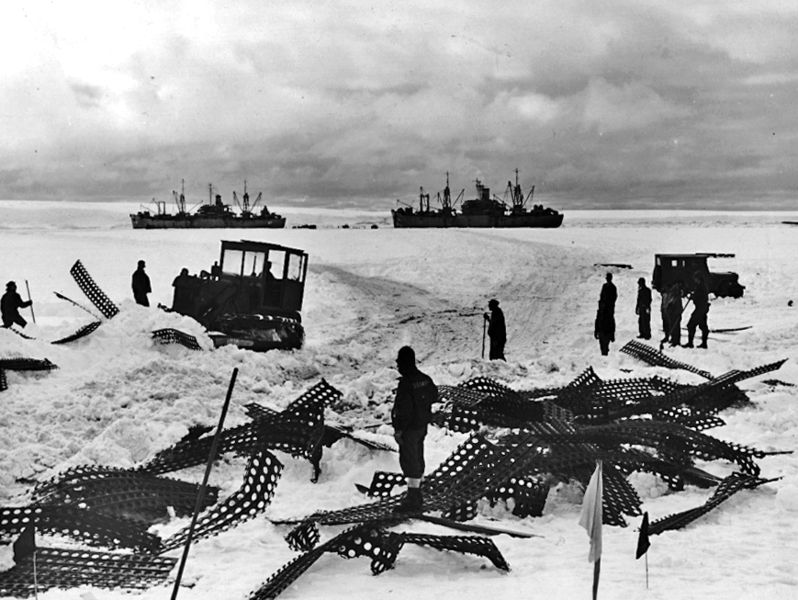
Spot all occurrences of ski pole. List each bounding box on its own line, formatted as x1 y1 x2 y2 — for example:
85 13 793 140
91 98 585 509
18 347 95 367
25 280 36 324
481 316 487 359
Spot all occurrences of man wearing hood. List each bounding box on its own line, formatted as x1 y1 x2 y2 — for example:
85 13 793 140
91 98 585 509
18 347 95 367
1 281 33 328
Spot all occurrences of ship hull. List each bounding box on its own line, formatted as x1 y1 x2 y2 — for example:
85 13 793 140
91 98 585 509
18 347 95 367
392 211 563 228
130 215 286 229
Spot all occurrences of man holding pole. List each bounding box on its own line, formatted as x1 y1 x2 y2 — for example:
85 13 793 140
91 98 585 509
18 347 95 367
484 298 506 361
1 281 33 328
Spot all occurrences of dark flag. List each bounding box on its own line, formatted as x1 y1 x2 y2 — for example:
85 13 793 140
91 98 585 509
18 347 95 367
13 524 36 563
635 512 650 559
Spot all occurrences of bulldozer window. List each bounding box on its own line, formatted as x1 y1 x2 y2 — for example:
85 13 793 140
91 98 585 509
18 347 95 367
243 251 266 277
287 253 305 281
269 250 286 279
221 249 244 276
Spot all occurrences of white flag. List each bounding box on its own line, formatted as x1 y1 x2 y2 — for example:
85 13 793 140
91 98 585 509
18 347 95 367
579 460 603 563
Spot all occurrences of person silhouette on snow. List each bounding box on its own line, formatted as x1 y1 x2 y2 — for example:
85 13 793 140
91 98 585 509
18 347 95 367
594 273 617 356
391 345 437 512
661 281 683 347
132 260 151 307
636 277 652 340
1 281 33 328
484 298 506 361
685 272 710 349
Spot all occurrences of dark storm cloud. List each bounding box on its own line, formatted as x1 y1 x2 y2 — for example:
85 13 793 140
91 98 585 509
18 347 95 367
1 1 797 208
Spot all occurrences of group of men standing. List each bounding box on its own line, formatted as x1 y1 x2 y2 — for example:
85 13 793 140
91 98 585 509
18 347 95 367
594 271 710 355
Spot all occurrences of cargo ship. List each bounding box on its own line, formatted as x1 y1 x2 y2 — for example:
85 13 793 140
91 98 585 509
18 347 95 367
391 170 563 228
130 181 286 229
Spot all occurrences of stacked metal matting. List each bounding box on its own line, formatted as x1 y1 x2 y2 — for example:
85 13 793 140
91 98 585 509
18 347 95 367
0 547 176 598
142 379 343 481
272 354 788 581
0 466 218 553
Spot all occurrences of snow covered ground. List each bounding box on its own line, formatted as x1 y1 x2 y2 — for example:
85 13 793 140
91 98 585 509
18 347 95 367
1 201 797 599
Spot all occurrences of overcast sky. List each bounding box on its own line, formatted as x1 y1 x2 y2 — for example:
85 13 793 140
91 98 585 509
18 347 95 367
1 1 797 209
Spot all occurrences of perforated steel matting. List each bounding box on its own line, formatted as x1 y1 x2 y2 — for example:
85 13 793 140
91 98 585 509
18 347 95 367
0 504 162 552
151 328 203 350
0 546 176 597
620 340 714 378
649 472 773 535
0 358 58 371
250 523 509 599
160 450 283 552
33 465 217 524
143 380 341 477
69 260 119 319
50 320 102 345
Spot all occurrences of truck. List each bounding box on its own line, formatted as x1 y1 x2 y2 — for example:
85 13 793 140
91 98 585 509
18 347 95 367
171 240 309 350
652 253 745 298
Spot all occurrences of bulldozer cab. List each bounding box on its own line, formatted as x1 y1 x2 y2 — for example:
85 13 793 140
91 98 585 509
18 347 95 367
217 240 308 314
172 239 308 325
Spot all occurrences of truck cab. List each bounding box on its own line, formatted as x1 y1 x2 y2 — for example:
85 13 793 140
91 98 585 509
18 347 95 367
652 253 744 298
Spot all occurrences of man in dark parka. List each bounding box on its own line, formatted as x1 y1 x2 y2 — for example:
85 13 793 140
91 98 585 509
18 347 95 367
484 298 506 360
132 260 152 306
1 281 33 328
635 277 652 340
685 272 710 349
594 273 617 355
391 345 437 512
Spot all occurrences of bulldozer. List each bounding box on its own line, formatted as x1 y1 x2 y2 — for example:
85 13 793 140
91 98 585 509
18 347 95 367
171 240 309 350
652 253 745 298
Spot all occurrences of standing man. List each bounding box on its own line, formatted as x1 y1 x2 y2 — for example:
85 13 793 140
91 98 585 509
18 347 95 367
1 281 33 328
594 273 617 356
484 298 506 361
635 277 652 340
661 281 683 347
132 260 152 307
685 272 710 349
391 345 437 512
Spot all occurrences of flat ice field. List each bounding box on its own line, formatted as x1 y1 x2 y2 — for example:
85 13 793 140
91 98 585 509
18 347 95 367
1 201 797 599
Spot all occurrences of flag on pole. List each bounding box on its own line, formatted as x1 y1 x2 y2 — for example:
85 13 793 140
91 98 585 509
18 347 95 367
635 511 650 559
579 460 603 563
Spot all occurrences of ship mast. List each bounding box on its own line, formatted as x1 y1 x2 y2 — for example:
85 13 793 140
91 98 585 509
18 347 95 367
173 178 187 214
418 186 430 212
513 168 524 209
242 180 250 213
442 171 451 211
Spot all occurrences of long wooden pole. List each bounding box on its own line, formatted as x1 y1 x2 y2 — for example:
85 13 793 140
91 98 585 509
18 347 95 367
169 367 238 600
482 316 487 359
32 550 39 600
25 280 35 324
